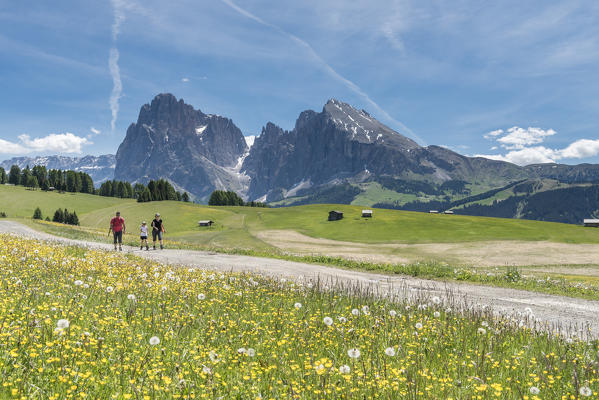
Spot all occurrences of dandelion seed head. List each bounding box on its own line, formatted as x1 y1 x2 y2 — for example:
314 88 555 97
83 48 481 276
197 293 206 300
294 302 302 309
580 386 592 397
529 386 540 395
384 347 396 357
347 348 361 359
149 336 160 346
339 364 350 374
323 317 333 326
56 319 69 329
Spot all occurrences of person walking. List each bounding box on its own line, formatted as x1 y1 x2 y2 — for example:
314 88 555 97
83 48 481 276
140 221 149 250
109 211 126 251
151 213 166 250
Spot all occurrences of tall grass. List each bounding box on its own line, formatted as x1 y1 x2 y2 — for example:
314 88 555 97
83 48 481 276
0 235 597 399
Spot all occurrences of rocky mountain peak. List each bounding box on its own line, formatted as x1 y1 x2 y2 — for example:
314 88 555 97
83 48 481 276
115 94 249 200
321 99 420 149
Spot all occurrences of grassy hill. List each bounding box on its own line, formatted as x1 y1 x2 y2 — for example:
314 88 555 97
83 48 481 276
2 183 599 247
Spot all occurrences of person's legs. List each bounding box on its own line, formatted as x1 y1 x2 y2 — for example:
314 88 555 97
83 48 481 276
113 232 118 250
159 231 164 249
152 231 157 249
117 231 123 250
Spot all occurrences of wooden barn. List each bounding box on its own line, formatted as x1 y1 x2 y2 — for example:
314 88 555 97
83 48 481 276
444 210 454 215
362 210 373 218
429 210 439 214
198 220 214 227
583 219 599 227
328 211 344 221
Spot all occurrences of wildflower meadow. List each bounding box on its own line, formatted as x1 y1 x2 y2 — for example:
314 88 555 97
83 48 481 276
0 234 597 399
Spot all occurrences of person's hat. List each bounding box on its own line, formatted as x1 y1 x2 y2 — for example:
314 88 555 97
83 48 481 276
155 213 160 217
142 221 146 224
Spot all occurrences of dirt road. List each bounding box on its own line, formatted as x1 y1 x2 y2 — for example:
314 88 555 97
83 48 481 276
1 220 598 339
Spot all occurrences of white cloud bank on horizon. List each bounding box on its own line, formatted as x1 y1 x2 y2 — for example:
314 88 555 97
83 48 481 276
477 126 599 165
0 133 91 155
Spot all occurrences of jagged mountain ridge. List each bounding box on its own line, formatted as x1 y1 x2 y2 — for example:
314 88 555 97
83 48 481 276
113 94 599 205
114 93 250 200
241 98 530 201
0 154 115 186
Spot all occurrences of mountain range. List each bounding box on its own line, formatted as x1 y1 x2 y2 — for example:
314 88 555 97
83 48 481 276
3 93 598 224
0 154 115 185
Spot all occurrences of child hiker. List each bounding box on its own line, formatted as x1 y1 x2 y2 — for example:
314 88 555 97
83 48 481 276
140 221 149 250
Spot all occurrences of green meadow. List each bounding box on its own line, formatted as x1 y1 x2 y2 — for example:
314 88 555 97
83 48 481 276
2 183 599 246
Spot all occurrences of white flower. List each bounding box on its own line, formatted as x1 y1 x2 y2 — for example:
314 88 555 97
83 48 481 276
361 305 370 314
202 365 212 374
339 365 351 374
384 347 396 357
529 386 540 395
127 294 136 301
209 350 219 362
579 386 593 397
347 348 361 359
389 310 397 317
247 348 255 357
83 283 90 289
323 317 333 326
106 286 114 293
481 321 489 327
415 322 423 330
337 316 347 323
431 296 441 305
74 280 83 286
56 319 70 329
478 327 487 335
237 347 247 354
149 336 160 346
351 308 360 316
294 302 302 309
197 293 206 300
433 311 440 318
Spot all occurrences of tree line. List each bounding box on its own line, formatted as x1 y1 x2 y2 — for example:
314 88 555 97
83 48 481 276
0 165 94 193
0 165 190 203
208 190 268 207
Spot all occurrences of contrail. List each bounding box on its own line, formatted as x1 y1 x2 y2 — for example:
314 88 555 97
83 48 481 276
220 0 424 144
109 48 122 132
109 0 126 132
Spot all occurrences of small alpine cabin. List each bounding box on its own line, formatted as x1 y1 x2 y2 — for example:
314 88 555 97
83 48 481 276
328 211 344 221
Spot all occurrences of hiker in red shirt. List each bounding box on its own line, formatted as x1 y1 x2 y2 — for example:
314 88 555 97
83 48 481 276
109 211 126 251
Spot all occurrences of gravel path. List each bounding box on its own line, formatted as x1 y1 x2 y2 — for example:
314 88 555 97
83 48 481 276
2 220 598 339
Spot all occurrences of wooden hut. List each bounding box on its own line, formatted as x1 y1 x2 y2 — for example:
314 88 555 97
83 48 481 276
328 211 344 221
443 210 454 215
198 220 214 227
362 210 373 218
429 210 439 214
583 219 599 227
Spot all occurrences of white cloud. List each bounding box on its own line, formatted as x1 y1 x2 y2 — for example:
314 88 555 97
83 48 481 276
494 126 556 149
181 77 189 82
483 129 503 139
90 127 101 135
0 138 27 154
0 133 91 155
478 125 599 165
477 139 599 166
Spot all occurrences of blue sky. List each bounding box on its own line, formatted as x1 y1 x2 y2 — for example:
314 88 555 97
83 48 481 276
1 0 598 165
